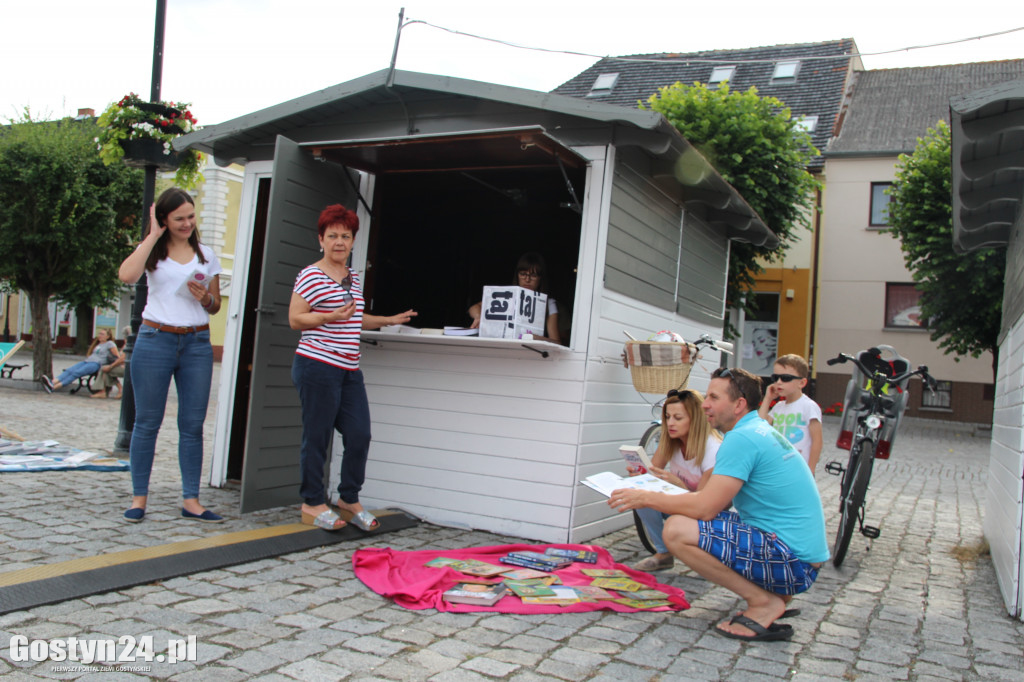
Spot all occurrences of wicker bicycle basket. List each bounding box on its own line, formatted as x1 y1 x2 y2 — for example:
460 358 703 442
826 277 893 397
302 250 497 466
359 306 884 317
624 340 696 394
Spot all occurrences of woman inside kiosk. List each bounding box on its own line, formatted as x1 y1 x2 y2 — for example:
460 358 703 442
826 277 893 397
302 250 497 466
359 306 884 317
466 252 562 344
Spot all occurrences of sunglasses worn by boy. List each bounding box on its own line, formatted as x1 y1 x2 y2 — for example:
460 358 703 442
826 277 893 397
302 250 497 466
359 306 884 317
770 373 803 383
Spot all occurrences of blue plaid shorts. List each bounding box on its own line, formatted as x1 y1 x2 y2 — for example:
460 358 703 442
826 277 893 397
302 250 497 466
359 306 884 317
698 511 819 595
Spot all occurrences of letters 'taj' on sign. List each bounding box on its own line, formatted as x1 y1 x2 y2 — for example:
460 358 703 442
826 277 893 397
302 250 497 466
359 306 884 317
478 286 547 339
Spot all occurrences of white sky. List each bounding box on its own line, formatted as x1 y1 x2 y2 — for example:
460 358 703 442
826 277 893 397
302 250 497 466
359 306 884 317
4 0 1023 126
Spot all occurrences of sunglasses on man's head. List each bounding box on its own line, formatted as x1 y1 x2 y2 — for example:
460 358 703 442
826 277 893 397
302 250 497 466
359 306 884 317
770 373 802 383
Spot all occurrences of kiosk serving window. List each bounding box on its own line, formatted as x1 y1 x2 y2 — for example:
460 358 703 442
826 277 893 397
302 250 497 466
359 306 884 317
313 129 586 344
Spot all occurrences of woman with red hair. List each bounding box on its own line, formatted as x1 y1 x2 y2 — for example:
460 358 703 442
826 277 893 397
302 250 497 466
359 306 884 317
288 203 417 531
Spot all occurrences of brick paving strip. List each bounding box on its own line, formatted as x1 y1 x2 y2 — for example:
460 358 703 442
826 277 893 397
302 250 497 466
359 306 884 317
1 354 1022 680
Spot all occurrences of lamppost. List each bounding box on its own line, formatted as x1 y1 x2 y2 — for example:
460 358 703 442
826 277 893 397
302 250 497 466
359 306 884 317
2 294 11 342
114 0 166 454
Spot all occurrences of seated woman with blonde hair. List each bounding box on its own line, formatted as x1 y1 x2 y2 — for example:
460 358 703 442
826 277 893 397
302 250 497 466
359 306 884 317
631 388 722 571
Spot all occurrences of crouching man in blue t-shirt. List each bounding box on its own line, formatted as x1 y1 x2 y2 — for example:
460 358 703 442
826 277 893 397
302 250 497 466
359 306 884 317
608 366 829 642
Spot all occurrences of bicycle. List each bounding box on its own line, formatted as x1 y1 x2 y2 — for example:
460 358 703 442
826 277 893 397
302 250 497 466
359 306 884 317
824 346 936 567
623 332 734 554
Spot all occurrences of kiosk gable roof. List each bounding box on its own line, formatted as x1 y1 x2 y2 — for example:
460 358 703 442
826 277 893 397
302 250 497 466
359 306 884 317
176 69 775 247
178 69 665 156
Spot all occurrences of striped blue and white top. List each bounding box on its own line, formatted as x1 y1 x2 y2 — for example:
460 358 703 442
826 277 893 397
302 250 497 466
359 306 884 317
293 265 364 371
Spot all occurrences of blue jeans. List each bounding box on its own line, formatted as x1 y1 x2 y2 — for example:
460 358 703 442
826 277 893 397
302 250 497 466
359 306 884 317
56 361 101 387
291 354 372 506
129 325 213 500
636 507 671 554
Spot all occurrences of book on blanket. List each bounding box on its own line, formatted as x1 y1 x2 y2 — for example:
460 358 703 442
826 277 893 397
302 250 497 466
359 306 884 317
544 548 598 564
500 551 572 571
619 444 654 474
580 471 688 497
442 581 508 606
424 557 509 577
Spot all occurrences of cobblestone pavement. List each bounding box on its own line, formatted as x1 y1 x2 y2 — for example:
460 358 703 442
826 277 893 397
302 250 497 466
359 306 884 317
1 349 1022 680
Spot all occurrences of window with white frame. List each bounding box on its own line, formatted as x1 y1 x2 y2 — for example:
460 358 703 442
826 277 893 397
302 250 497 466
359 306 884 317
709 65 736 84
885 283 925 329
870 182 893 227
772 60 800 81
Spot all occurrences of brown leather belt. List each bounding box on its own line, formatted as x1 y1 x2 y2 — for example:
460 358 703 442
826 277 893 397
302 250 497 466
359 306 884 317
143 320 210 334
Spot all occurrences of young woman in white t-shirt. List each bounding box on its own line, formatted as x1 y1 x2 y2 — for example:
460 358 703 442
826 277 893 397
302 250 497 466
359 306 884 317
117 187 223 524
632 388 723 572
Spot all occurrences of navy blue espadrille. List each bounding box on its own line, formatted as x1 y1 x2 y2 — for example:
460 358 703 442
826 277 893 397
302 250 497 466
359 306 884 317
123 507 145 523
181 508 224 523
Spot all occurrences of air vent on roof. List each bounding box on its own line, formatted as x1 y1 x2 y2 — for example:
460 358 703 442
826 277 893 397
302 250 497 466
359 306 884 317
588 73 619 97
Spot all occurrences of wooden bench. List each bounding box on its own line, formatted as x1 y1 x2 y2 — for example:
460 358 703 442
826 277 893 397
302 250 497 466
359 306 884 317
0 363 27 379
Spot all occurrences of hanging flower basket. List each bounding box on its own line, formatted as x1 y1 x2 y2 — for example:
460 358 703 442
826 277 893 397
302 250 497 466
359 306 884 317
97 93 203 189
120 138 180 171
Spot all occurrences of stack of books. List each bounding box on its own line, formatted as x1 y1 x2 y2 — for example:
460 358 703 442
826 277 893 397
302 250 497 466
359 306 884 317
442 582 508 606
499 551 572 571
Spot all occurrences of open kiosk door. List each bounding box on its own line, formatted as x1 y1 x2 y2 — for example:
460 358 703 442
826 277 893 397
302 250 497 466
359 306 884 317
239 135 359 513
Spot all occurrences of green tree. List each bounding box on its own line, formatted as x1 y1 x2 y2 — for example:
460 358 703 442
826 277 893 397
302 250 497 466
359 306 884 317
642 82 821 325
0 112 141 378
886 120 1003 377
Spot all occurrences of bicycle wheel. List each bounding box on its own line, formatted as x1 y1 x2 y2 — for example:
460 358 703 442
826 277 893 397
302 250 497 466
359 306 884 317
639 422 662 458
832 439 875 567
632 423 663 555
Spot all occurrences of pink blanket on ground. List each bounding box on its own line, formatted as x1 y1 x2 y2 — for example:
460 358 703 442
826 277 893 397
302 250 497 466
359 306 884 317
352 543 689 614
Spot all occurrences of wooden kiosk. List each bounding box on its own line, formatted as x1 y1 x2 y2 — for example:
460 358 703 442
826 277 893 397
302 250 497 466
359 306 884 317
177 70 776 542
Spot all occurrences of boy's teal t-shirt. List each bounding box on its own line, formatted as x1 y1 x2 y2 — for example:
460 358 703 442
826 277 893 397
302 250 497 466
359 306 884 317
712 412 830 563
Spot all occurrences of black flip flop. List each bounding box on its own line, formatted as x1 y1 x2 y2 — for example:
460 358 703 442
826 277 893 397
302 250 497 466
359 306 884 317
736 608 801 619
714 615 793 642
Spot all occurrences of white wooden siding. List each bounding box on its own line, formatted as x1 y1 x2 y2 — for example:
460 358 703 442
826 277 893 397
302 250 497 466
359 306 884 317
986 310 1024 618
344 342 588 542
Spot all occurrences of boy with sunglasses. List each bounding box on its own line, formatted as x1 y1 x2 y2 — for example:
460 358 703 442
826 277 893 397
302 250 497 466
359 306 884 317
758 354 822 472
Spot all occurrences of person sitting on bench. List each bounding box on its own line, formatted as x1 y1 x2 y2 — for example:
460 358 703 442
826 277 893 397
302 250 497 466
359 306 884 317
41 329 118 393
94 333 126 398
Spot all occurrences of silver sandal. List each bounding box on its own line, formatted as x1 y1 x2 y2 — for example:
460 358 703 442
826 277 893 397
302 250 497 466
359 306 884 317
301 509 345 531
348 510 379 531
